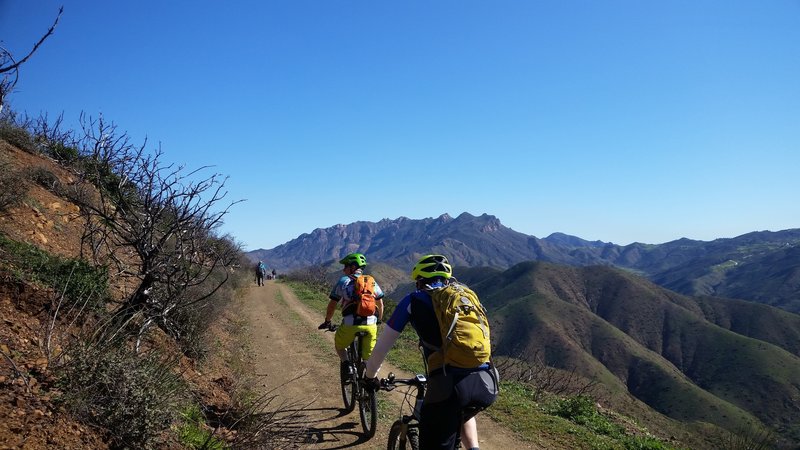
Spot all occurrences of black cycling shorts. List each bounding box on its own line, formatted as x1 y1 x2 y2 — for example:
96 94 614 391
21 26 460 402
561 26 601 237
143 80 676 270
419 368 499 450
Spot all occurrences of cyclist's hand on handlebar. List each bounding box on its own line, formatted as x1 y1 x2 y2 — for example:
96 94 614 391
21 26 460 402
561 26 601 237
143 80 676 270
318 320 332 330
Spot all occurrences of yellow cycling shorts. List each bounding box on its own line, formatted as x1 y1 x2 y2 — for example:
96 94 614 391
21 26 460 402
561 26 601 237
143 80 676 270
334 323 378 360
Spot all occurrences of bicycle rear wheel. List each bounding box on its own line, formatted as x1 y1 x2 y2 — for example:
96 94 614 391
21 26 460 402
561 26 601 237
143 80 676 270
359 386 378 438
340 348 357 413
387 421 419 450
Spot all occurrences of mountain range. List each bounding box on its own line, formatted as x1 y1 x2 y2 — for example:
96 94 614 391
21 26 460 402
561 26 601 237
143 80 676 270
248 212 800 445
249 212 800 314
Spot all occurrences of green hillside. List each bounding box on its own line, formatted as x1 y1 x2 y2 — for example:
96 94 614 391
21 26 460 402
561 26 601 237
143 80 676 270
474 262 800 445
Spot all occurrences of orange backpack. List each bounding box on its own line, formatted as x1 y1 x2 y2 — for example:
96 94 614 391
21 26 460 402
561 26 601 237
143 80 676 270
352 274 377 317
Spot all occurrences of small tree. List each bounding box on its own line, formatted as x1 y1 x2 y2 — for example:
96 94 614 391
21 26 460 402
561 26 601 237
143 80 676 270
67 114 243 348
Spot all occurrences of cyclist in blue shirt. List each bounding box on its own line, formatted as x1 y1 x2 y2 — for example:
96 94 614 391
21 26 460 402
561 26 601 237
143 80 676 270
365 255 498 450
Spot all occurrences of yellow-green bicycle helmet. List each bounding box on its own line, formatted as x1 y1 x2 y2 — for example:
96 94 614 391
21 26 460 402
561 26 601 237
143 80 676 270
339 252 367 268
411 254 452 281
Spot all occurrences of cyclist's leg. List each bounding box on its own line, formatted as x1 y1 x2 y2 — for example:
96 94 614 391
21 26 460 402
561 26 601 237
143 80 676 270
356 324 378 360
460 416 478 449
420 372 460 449
334 325 357 377
451 370 499 450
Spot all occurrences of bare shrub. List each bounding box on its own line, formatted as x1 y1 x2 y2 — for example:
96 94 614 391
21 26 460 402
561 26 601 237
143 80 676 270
719 422 777 450
63 114 243 349
0 156 27 212
285 264 329 292
494 347 599 401
29 112 80 163
26 165 61 192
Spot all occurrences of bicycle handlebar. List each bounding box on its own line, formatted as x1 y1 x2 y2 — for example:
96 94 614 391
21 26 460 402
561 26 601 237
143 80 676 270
379 372 427 391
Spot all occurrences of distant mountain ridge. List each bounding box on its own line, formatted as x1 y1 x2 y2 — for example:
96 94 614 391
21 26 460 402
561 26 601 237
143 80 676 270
248 212 800 312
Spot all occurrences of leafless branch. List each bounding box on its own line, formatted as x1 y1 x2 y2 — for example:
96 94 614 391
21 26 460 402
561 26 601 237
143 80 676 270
0 348 30 393
0 7 63 75
0 7 63 111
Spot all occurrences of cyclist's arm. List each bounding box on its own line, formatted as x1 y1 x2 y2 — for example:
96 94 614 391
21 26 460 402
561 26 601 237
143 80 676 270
365 326 399 378
325 277 349 322
365 294 412 378
324 299 337 322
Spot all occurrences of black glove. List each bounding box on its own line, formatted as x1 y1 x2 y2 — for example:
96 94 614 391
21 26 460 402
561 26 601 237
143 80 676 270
318 320 332 330
364 377 381 392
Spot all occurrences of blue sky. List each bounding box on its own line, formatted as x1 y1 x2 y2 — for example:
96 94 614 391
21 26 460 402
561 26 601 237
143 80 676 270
3 1 799 251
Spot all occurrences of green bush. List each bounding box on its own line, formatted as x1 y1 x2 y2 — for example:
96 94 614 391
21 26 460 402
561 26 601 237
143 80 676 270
622 434 672 450
46 141 80 164
545 395 624 437
177 404 227 450
56 343 185 450
0 234 109 310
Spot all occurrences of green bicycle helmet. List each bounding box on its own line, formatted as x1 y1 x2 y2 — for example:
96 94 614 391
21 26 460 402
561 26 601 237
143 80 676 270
411 254 452 281
339 252 367 268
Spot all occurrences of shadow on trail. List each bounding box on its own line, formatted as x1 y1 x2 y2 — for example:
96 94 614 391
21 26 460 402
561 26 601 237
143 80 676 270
282 406 353 419
279 405 377 448
302 422 373 449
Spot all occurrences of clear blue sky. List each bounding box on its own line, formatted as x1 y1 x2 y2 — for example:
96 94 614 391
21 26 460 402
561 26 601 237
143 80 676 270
3 1 799 250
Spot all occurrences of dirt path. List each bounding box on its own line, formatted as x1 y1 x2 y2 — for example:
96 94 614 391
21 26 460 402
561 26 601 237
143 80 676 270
244 281 538 450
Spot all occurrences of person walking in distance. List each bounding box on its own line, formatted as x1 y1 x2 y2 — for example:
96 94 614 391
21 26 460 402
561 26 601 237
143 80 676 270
318 253 385 379
365 254 498 450
255 260 267 286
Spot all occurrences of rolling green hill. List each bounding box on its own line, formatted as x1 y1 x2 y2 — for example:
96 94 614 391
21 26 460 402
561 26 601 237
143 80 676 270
473 262 800 444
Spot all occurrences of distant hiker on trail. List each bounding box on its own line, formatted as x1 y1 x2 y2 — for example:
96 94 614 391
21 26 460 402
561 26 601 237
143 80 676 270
318 253 385 380
364 254 499 450
255 261 267 286
270 268 276 280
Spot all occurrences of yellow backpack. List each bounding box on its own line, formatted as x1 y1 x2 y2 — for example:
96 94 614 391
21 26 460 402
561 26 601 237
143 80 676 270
429 282 491 370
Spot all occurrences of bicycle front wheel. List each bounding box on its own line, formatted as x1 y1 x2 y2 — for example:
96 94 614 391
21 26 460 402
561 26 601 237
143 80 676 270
359 386 378 439
387 421 419 450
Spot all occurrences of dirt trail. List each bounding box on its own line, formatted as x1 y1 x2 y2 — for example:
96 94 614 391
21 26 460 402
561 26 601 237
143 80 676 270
244 281 537 450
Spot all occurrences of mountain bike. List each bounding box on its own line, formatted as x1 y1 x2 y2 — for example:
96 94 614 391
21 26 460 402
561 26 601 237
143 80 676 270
380 371 475 450
323 324 378 439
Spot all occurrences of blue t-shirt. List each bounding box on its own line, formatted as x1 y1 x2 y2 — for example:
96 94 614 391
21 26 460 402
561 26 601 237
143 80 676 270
386 281 445 361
